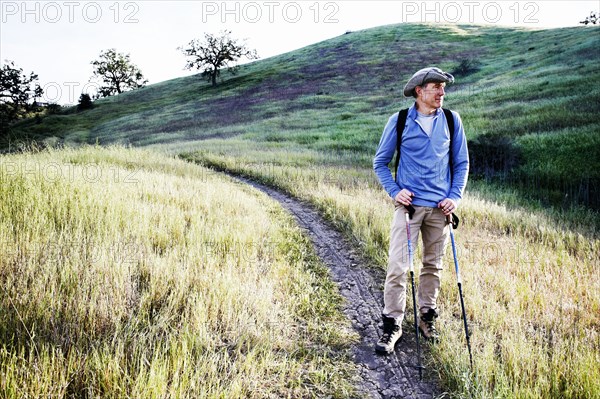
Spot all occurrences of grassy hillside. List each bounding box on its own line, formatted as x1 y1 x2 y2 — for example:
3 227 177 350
7 23 600 208
4 23 600 398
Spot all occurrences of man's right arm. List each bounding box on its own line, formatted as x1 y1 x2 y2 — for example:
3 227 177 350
373 114 402 200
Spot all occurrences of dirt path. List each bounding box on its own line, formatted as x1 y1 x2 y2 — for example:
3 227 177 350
236 176 444 399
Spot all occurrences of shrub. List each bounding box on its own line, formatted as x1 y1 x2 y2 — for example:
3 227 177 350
468 134 521 179
452 58 481 77
77 93 94 112
46 103 62 115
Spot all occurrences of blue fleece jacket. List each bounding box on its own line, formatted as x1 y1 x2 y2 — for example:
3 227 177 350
373 105 469 207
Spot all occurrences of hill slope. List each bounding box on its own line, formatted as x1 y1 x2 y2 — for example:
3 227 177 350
8 23 600 208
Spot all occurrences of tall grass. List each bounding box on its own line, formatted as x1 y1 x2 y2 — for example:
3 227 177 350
185 147 600 398
0 146 357 398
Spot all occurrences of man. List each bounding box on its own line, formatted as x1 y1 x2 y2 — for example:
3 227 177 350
372 67 469 354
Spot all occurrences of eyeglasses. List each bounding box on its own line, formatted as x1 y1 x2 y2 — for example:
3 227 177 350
421 83 446 93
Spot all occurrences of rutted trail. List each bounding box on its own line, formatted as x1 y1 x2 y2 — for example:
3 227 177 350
235 176 444 399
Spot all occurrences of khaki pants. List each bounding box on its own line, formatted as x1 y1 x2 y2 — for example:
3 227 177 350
383 204 450 323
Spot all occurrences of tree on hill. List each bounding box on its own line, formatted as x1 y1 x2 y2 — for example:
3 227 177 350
77 93 94 112
179 30 259 87
90 49 148 98
0 60 43 134
580 11 598 25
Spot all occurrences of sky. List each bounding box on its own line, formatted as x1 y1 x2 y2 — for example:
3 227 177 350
1 0 598 104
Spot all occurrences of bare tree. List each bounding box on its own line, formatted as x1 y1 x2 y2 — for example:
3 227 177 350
580 11 598 25
179 30 258 87
90 49 148 98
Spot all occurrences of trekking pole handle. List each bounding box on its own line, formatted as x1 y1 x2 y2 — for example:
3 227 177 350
446 213 460 229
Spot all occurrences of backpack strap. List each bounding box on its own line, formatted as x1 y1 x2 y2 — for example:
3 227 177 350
393 108 409 181
442 108 455 183
393 107 455 182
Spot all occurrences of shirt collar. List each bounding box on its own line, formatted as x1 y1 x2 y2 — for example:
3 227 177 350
408 103 442 119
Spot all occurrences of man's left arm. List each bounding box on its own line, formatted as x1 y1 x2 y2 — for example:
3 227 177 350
439 111 469 215
449 111 469 204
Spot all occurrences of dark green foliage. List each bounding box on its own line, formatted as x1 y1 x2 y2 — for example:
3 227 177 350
0 60 43 135
467 127 600 208
514 130 600 207
46 103 62 115
90 49 148 98
468 134 521 179
77 94 94 112
452 58 481 77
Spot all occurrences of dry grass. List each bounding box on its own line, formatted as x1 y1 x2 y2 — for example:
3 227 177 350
186 152 600 398
0 146 357 398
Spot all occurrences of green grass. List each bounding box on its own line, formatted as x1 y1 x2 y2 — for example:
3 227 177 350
0 146 358 398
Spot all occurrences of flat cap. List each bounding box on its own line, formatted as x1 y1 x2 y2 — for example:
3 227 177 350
403 67 455 97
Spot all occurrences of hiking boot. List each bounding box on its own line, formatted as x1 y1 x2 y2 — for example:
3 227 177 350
375 315 402 354
419 309 440 343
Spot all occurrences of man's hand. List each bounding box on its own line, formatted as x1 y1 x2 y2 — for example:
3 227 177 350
438 198 457 216
394 189 414 206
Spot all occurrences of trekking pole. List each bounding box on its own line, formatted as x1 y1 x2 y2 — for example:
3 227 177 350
405 205 424 380
447 214 473 370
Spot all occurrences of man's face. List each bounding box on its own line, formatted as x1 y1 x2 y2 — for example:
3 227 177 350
416 82 446 109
